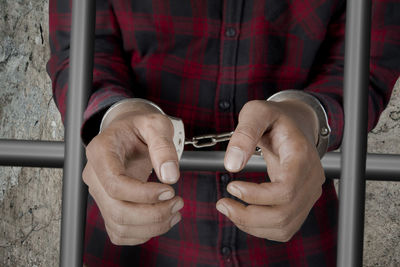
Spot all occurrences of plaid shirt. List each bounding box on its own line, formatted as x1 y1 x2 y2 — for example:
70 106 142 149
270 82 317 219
47 0 400 266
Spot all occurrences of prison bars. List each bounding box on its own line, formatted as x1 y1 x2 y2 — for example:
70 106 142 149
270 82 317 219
0 0 396 266
57 0 96 266
1 142 400 181
338 0 372 265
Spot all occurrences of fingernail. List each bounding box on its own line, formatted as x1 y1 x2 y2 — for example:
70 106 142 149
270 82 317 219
171 200 184 214
216 203 229 217
170 214 181 227
160 161 179 183
228 184 242 199
158 190 174 201
225 147 244 172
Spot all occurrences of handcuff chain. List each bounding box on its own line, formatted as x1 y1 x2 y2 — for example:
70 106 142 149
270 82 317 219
185 131 234 148
185 131 263 155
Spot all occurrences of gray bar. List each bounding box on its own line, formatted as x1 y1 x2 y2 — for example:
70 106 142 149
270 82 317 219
59 0 96 266
2 142 400 181
0 139 64 168
338 0 372 265
180 151 400 181
322 152 400 182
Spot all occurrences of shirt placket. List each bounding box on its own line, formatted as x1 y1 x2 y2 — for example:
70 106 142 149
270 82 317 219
216 0 245 266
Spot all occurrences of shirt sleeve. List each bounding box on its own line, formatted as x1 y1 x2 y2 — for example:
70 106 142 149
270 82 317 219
304 0 400 151
46 0 134 145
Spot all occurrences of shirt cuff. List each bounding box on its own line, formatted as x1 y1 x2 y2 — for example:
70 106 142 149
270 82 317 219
81 88 133 146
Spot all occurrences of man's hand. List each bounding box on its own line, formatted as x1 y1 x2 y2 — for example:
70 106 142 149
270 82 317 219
83 102 184 246
217 99 325 242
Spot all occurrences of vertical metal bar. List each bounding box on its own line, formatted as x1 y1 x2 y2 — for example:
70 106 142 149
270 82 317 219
59 0 96 266
337 0 372 266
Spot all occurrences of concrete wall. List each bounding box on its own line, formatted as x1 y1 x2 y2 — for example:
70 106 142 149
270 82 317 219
0 0 399 266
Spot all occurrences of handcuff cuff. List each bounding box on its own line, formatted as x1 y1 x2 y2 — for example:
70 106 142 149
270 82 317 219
99 91 331 160
267 90 331 159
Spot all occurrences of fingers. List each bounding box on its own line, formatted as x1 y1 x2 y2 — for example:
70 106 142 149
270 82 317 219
102 195 183 246
105 196 184 226
217 180 321 229
217 171 324 242
133 113 180 184
105 212 182 241
105 223 150 246
224 152 314 206
234 212 304 242
83 162 175 203
104 209 180 245
226 181 297 206
224 100 280 172
234 199 314 242
216 197 314 242
84 162 184 223
216 198 293 229
85 162 184 246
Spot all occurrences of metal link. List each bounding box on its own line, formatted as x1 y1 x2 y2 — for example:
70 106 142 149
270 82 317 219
185 131 234 148
185 131 263 156
213 132 234 143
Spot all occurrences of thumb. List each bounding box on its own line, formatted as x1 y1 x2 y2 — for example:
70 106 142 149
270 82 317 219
224 100 279 172
134 113 180 184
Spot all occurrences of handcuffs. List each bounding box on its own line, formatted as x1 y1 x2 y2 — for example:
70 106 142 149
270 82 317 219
100 91 331 160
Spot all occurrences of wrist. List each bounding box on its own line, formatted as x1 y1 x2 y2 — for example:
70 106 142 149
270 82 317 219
277 100 319 146
100 99 164 132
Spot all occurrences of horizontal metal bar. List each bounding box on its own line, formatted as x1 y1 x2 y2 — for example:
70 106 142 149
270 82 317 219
1 140 400 181
180 151 400 181
0 139 64 168
322 152 400 181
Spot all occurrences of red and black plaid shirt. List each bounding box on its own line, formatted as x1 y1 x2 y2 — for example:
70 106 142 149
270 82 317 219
47 0 400 266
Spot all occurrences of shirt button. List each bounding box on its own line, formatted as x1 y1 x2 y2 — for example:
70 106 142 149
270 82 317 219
219 100 231 110
221 246 232 256
221 174 231 183
225 27 236 38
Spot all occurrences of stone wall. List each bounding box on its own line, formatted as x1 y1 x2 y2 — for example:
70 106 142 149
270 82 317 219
0 0 399 266
0 0 64 266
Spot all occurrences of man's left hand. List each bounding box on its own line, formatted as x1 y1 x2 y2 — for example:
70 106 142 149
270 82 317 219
216 99 326 242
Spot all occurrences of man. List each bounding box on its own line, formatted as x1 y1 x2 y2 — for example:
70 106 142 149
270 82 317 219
47 0 400 266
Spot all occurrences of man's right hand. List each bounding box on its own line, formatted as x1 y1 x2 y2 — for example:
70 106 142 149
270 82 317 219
82 101 184 246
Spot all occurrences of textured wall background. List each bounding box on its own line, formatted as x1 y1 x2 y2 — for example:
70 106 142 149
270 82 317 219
0 0 399 266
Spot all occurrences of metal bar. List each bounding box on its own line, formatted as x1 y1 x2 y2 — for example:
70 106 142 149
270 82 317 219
0 140 64 168
180 151 265 172
322 152 400 182
338 0 372 265
59 0 96 266
180 152 400 181
2 142 400 181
